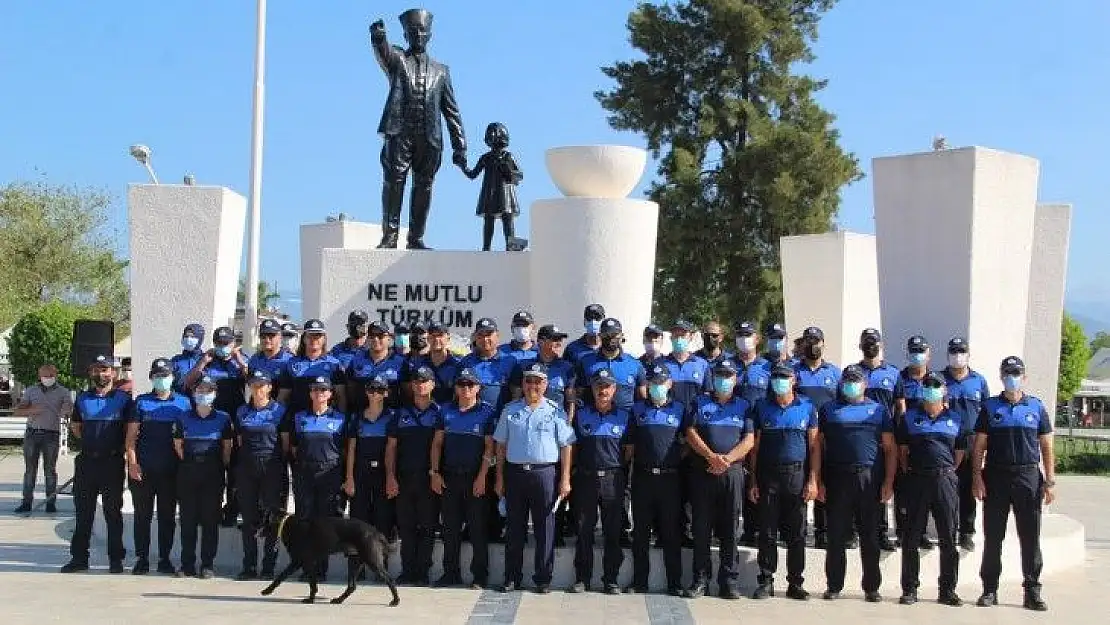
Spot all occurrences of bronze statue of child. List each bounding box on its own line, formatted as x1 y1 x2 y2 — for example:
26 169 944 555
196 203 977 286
463 122 523 251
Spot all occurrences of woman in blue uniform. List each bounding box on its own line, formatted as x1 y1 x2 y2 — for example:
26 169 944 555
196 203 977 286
343 375 396 540
234 370 288 580
288 376 347 579
277 318 348 416
172 376 234 579
896 371 964 607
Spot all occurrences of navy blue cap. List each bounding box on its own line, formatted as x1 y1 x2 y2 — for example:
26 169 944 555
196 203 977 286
281 322 298 336
411 366 435 382
347 309 369 326
802 326 824 341
195 374 218 389
923 371 946 387
522 362 548 379
512 310 534 326
259 319 281 335
308 376 332 390
771 363 795 377
394 322 410 334
712 359 738 376
90 354 113 369
671 319 695 332
455 368 480 384
368 320 390 335
947 337 968 353
1000 356 1025 375
364 375 389 390
538 324 568 341
765 323 787 339
149 358 172 376
474 317 498 333
247 369 272 385
906 335 929 352
303 319 326 334
409 321 427 334
860 328 882 344
213 326 235 344
583 304 606 321
182 323 204 338
643 324 664 339
646 364 671 383
427 321 448 334
591 369 617 385
734 321 756 336
599 318 623 335
841 365 866 382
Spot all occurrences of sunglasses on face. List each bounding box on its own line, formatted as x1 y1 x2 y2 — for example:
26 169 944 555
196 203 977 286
705 333 721 338
523 378 545 385
365 387 388 394
455 381 477 389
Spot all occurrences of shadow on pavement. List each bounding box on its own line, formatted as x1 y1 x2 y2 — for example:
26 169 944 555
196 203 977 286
142 591 306 604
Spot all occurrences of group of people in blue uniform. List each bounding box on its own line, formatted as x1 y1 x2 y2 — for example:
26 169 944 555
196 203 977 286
59 303 1055 612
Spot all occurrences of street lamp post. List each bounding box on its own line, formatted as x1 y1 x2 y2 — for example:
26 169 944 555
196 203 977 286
243 0 267 350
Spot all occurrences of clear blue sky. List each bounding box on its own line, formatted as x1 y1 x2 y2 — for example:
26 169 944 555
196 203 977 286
2 1 1107 323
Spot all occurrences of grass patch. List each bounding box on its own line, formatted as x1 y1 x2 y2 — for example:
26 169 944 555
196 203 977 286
1055 436 1110 476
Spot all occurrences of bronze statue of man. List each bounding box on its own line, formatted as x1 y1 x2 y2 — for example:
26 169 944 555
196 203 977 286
369 9 467 250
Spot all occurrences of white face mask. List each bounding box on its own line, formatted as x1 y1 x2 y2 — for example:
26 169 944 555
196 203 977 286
120 370 133 381
643 340 660 355
948 353 969 369
735 336 756 353
511 327 531 342
40 377 56 387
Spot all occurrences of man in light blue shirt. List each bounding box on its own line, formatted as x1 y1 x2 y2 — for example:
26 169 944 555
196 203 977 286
493 362 574 593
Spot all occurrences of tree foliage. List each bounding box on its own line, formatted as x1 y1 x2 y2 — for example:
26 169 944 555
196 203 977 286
1090 330 1110 355
0 180 129 331
237 278 282 315
7 301 89 389
1059 312 1089 404
596 0 861 326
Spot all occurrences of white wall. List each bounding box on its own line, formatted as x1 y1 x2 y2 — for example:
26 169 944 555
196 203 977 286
128 184 245 378
873 147 1039 371
529 197 658 352
299 221 396 321
1024 203 1072 413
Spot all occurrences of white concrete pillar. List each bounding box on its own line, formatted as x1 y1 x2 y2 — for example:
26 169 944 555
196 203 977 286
128 184 245 378
298 221 396 321
1024 203 1073 413
873 147 1039 371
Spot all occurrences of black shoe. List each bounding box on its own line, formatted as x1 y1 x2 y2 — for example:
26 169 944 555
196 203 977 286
109 560 124 574
684 582 707 599
720 586 741 600
1023 592 1048 611
14 502 31 514
177 567 197 578
878 535 898 552
604 583 621 595
534 584 551 594
653 537 665 549
891 536 902 548
846 535 859 550
667 585 684 597
919 536 934 550
739 533 758 548
682 534 695 549
220 514 238 528
864 591 882 603
60 559 88 573
45 501 57 514
567 581 587 593
500 581 520 593
236 569 257 581
199 568 215 579
976 592 998 607
132 560 149 575
435 573 463 587
959 534 975 551
406 240 432 251
938 591 963 607
157 560 177 575
814 533 828 549
624 583 649 594
899 592 918 605
752 583 773 600
822 590 840 600
619 532 633 548
469 580 485 590
786 585 810 600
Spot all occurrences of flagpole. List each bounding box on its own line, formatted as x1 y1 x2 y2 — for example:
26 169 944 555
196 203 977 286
243 0 267 350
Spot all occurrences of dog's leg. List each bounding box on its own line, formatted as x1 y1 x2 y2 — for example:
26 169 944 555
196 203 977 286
302 559 318 604
369 555 400 607
261 560 301 596
330 556 362 604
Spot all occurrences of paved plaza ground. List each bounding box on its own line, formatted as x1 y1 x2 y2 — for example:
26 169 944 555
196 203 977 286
0 451 1103 624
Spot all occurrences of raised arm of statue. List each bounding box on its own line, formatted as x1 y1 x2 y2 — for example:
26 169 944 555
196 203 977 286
369 20 401 75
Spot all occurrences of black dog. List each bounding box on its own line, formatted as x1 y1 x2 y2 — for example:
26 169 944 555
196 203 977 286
257 509 400 606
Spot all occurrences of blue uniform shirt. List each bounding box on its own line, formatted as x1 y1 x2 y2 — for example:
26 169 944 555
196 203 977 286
459 352 516 415
498 341 538 362
329 339 366 370
858 361 899 416
437 401 497 473
346 408 394 471
942 368 991 433
897 406 965 471
564 335 599 365
170 350 203 394
72 389 132 455
290 408 346 468
402 353 462 405
199 356 247 415
628 399 685 469
576 350 647 409
492 398 575 464
975 393 1052 467
684 394 753 467
511 356 577 409
173 409 233 459
247 350 294 398
818 398 893 468
573 403 632 471
792 360 842 410
695 348 734 367
234 400 287 462
894 368 928 415
128 392 191 471
752 396 816 467
388 402 440 474
737 357 771 404
348 350 406 408
280 354 348 414
661 354 711 411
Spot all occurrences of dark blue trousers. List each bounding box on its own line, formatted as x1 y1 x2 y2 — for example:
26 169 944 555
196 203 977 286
691 465 744 590
504 463 556 586
573 468 625 586
237 457 285 571
980 466 1043 593
901 469 959 594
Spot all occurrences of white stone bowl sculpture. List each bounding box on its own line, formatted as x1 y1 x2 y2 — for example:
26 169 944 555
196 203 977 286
545 145 648 199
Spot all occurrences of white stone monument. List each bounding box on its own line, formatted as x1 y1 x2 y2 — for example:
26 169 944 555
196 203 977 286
780 231 881 367
1024 203 1073 414
128 184 246 377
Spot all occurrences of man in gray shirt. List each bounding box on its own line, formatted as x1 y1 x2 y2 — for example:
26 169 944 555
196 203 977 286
14 364 72 513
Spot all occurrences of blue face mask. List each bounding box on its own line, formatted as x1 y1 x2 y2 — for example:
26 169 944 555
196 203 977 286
151 376 173 392
841 381 863 399
909 352 927 366
770 377 792 395
767 338 786 354
712 377 735 395
584 320 602 336
1003 375 1022 392
394 334 409 349
214 345 232 359
194 392 216 407
182 337 200 351
648 384 669 403
922 387 945 403
672 337 689 353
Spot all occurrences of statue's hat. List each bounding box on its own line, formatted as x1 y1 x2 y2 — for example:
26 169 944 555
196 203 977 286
399 8 433 29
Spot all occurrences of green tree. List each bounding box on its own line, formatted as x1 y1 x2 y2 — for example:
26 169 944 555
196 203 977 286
237 279 281 314
1090 330 1110 354
0 180 129 331
7 301 89 389
1059 312 1090 405
596 0 861 325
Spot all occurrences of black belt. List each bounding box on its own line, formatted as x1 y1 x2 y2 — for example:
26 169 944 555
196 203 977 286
181 455 222 464
579 467 623 477
25 427 60 434
762 461 804 472
986 463 1040 473
443 467 480 476
910 466 955 476
636 466 679 475
511 462 554 471
827 463 875 474
81 450 122 459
